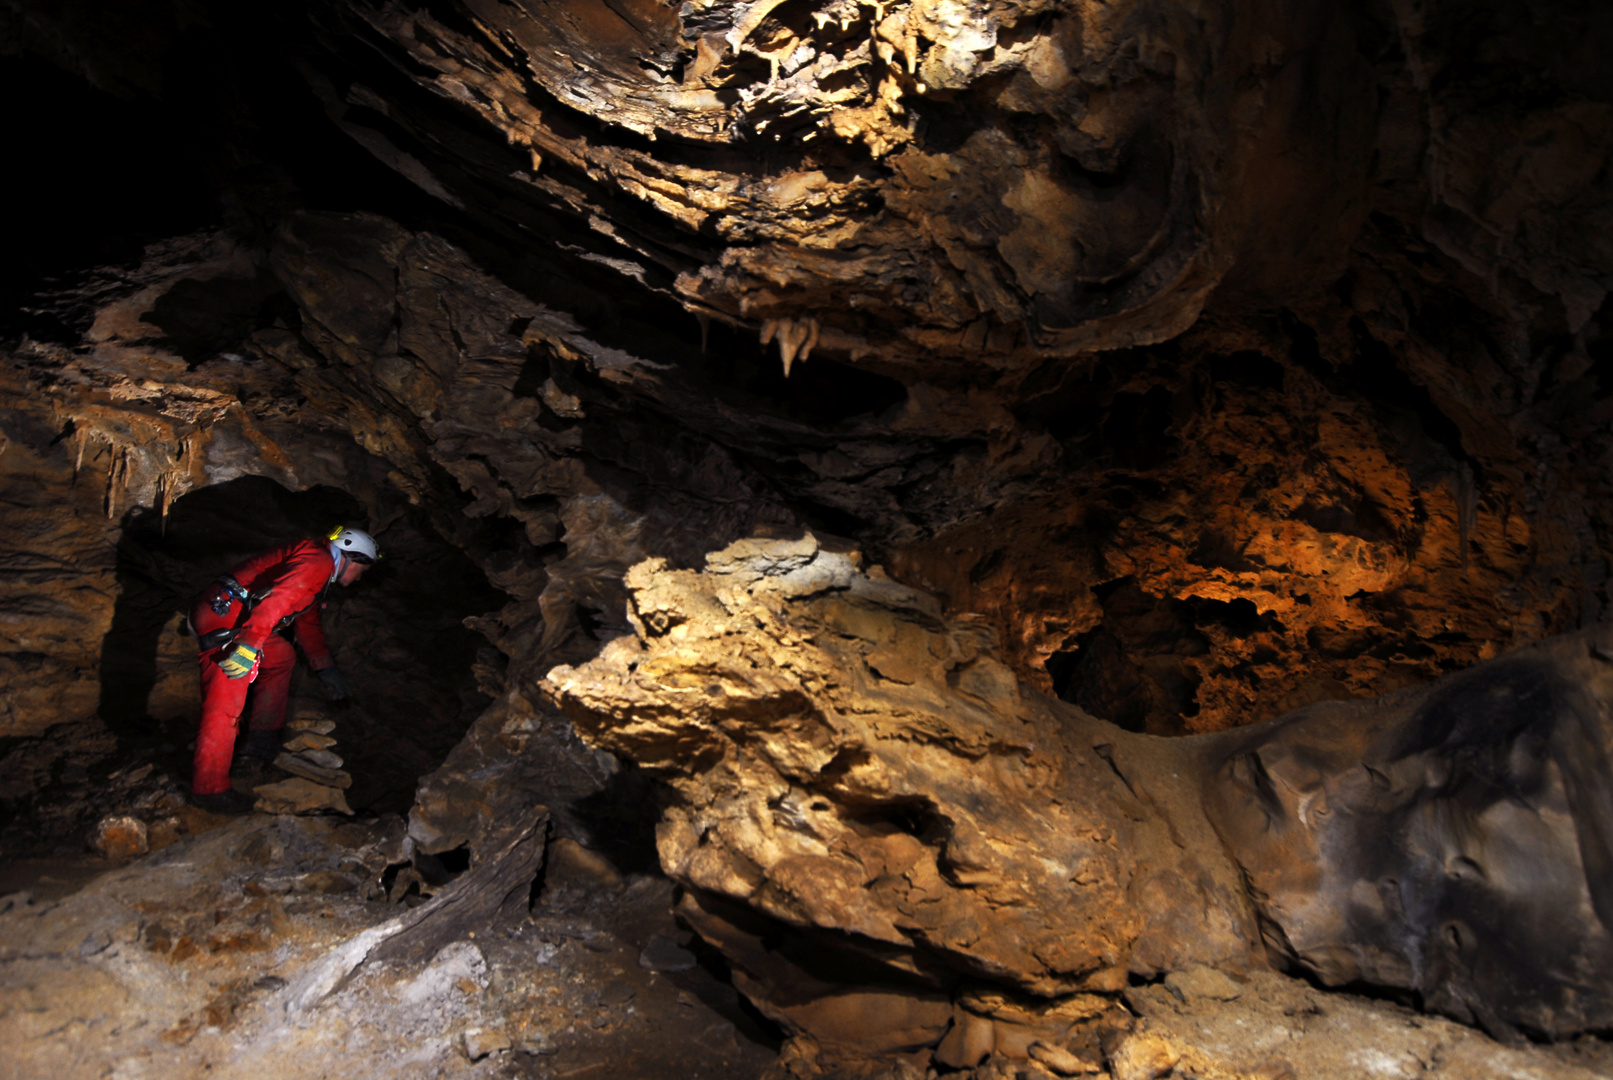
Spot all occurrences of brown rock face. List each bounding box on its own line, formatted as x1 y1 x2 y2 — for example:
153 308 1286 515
90 814 149 860
252 777 354 816
544 534 1255 1053
545 535 1613 1050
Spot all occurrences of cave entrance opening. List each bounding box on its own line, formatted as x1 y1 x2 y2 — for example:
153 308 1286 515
95 474 506 817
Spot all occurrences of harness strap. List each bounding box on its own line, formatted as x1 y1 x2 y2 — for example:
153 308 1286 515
197 575 276 652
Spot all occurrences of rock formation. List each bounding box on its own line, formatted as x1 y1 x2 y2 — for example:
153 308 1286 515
547 533 1613 1066
1 0 1612 1075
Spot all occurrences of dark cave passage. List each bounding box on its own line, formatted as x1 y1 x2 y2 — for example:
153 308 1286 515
0 475 506 860
103 476 505 816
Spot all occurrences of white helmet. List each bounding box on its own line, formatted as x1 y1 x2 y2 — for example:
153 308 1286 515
327 525 380 565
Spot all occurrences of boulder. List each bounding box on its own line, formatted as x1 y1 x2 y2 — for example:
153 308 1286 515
547 535 1613 1044
90 815 148 859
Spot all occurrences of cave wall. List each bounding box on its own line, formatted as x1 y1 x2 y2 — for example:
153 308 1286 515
278 0 1613 737
0 0 1607 951
1 1 1612 1068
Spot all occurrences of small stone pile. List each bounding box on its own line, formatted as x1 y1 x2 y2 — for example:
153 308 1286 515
253 706 353 815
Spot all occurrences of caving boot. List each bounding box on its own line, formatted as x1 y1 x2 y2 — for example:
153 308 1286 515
190 788 257 815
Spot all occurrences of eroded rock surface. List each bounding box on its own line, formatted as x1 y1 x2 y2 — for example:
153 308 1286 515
299 0 1378 370
546 534 1613 1067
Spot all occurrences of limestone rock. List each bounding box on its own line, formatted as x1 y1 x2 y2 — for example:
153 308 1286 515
287 748 343 770
287 718 337 736
1109 1033 1182 1080
546 534 1262 1042
270 755 353 790
548 837 624 891
282 732 337 752
547 536 1613 1044
638 935 697 974
1029 1041 1099 1076
90 815 148 860
1165 966 1243 1003
461 1028 510 1061
253 777 354 816
933 1011 994 1070
298 0 1383 373
4 3 1613 1072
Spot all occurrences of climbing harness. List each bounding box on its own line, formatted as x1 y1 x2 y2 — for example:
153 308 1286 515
196 575 274 653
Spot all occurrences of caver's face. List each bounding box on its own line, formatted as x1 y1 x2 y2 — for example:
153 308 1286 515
337 558 370 586
1206 657 1613 1040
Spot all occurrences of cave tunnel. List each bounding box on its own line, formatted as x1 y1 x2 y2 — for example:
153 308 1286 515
93 476 504 817
3 0 1613 1077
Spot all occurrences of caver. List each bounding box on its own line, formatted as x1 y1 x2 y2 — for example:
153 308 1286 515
187 526 378 814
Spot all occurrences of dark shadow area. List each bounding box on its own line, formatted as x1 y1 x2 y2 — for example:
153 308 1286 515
0 54 218 342
568 762 666 877
670 931 788 1053
140 269 289 368
1045 579 1209 735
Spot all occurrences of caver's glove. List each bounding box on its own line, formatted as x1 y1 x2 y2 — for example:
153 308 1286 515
317 666 351 701
216 641 260 679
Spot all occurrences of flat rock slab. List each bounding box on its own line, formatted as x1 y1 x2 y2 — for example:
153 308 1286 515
1164 965 1243 1002
273 753 351 788
254 777 353 815
287 747 344 770
282 732 337 752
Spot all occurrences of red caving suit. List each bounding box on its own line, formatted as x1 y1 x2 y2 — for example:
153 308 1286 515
189 539 337 795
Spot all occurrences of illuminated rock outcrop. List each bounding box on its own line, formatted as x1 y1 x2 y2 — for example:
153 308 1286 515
546 534 1613 1060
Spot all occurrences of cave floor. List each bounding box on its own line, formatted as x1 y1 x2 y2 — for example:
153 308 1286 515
0 813 777 1080
5 807 1612 1080
1 686 1609 1080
